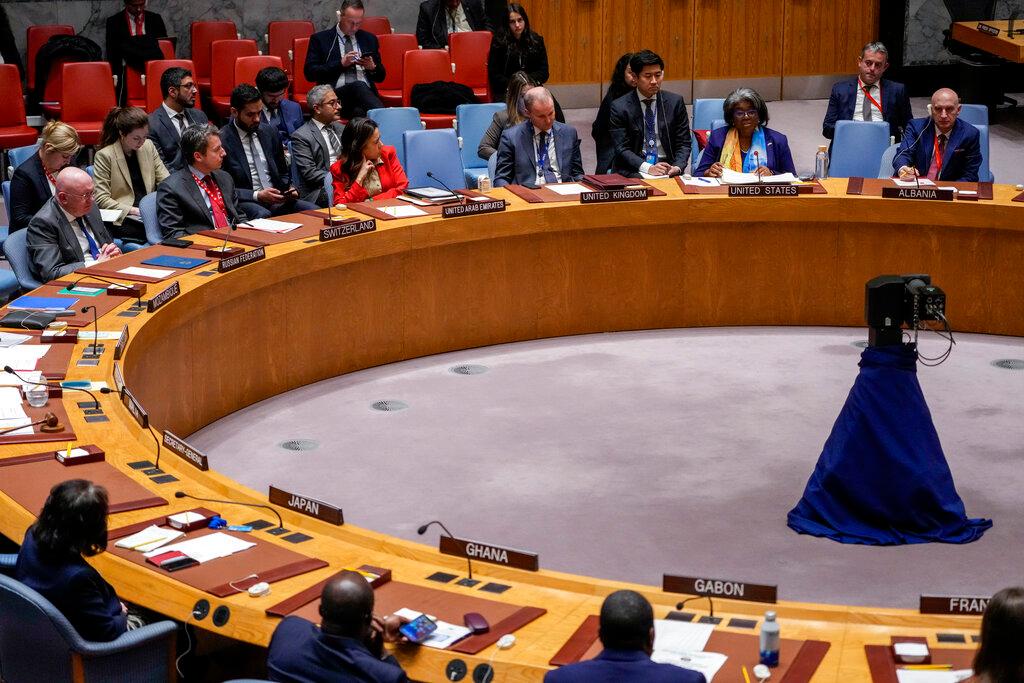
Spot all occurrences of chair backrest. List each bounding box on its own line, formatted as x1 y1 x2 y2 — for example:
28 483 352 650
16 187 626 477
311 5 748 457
828 120 890 178
377 34 418 93
41 56 74 107
210 39 259 98
360 16 393 36
61 62 116 122
235 55 283 88
973 123 993 182
692 98 725 130
403 128 465 190
190 20 237 81
291 38 314 105
9 144 40 172
145 59 195 111
139 192 162 245
958 103 988 126
27 25 75 90
0 65 29 127
456 102 503 166
402 49 452 107
2 181 11 222
877 143 899 178
2 227 43 290
266 21 314 76
0 575 79 682
367 107 422 168
158 38 175 59
449 31 491 92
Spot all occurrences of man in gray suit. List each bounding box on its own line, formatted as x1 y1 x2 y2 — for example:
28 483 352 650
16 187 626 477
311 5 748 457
148 67 209 171
494 87 583 188
27 167 122 283
156 124 244 239
290 84 346 207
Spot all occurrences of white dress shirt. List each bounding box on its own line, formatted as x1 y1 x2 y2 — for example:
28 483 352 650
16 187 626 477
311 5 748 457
532 125 561 186
636 91 666 175
234 121 271 191
853 81 882 122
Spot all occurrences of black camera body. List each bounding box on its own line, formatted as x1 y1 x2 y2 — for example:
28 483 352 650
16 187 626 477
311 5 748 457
865 274 946 347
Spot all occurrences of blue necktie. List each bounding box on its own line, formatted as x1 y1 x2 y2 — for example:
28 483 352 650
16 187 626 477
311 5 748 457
537 131 557 184
77 218 100 259
643 99 658 164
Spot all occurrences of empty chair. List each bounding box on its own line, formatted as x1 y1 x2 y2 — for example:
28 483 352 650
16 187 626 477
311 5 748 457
828 120 890 178
235 55 283 89
691 98 725 168
291 38 315 111
124 38 175 108
366 107 422 168
403 49 457 129
145 58 195 111
138 193 162 245
455 102 503 187
377 33 417 108
3 229 43 290
957 103 988 126
209 39 259 118
360 16 393 36
190 20 237 95
26 24 75 92
448 31 492 102
265 21 314 77
877 143 899 179
0 66 40 173
403 128 465 190
38 56 76 120
974 123 993 182
60 62 117 146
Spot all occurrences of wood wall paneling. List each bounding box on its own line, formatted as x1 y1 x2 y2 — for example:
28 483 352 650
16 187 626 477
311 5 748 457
782 0 880 76
601 0 695 84
523 0 604 83
692 0 786 80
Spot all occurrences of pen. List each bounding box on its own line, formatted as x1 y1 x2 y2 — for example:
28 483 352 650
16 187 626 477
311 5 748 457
130 536 170 551
742 665 752 683
903 664 953 670
696 177 712 183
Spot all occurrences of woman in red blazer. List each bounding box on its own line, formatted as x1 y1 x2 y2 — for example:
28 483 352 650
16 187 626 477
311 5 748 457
330 117 409 204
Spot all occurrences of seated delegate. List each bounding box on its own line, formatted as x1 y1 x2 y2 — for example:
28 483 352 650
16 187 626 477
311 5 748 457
9 121 82 234
291 84 346 207
822 40 912 144
478 70 535 161
892 87 981 183
494 86 583 187
695 87 796 178
592 53 635 175
973 586 1024 683
330 117 409 204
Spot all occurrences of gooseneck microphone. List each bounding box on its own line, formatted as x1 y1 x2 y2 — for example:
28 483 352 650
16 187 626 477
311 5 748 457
98 387 161 468
4 365 101 411
67 274 145 305
174 490 284 530
893 118 933 184
80 306 101 356
675 595 715 617
425 171 466 205
753 150 763 183
417 519 473 579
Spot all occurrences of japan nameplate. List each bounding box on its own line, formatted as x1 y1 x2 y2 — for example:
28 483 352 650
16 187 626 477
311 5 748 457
269 485 344 525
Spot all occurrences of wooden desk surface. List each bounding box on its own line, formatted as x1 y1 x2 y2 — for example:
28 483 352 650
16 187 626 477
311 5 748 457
3 177 1016 681
951 20 1024 63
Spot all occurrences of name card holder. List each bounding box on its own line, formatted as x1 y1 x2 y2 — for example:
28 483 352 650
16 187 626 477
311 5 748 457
147 281 180 313
218 246 266 273
105 283 148 298
163 430 210 471
728 184 800 197
977 22 1000 36
442 199 507 218
112 361 125 396
663 574 778 604
114 325 129 360
439 535 539 571
42 329 79 344
268 485 343 525
320 218 377 241
56 445 105 465
121 387 149 428
580 187 649 204
920 594 990 615
881 187 955 201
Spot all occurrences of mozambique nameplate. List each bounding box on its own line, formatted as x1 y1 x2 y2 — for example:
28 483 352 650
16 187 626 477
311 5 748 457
146 281 180 313
881 187 955 201
320 218 376 241
439 535 539 571
580 187 649 204
442 199 507 218
920 594 990 615
121 387 149 428
163 430 209 471
728 184 799 197
114 325 129 360
268 485 343 525
217 246 266 273
663 575 778 604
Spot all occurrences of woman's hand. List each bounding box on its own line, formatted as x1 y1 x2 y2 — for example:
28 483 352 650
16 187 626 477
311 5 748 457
128 206 141 217
754 165 773 177
705 162 724 178
355 158 375 185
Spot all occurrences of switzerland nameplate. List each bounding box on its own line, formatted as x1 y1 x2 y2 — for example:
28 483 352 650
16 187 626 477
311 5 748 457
727 184 799 197
663 574 778 604
163 430 209 471
580 187 649 204
439 535 539 571
218 246 266 273
442 199 507 218
320 219 376 241
920 594 990 615
268 485 343 525
146 281 180 313
881 187 954 201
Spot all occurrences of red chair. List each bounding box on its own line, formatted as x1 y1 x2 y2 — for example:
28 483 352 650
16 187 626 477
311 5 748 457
61 62 117 146
190 20 237 95
39 56 75 119
403 49 456 129
208 39 258 118
265 21 314 77
0 65 39 164
291 38 315 112
26 25 75 92
377 34 417 108
235 55 283 88
360 16 393 36
125 39 175 108
449 31 491 102
145 59 196 112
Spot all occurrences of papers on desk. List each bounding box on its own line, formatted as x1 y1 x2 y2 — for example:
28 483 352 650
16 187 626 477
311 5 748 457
650 619 724 681
895 670 973 683
0 387 29 421
115 525 184 552
392 608 472 649
546 183 593 195
681 177 722 187
0 344 50 371
99 209 122 222
380 205 428 218
893 177 936 187
0 332 32 348
118 266 175 279
76 330 126 342
0 370 43 388
652 650 728 681
720 169 798 184
243 218 303 233
144 531 255 563
639 171 671 180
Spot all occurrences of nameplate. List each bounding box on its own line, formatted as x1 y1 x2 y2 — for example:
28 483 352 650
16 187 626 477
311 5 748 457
580 187 649 204
268 485 343 525
881 186 955 201
728 184 799 197
217 246 266 273
663 574 777 604
977 22 1000 36
146 281 180 313
438 535 539 571
163 430 209 471
112 361 125 396
120 387 149 428
113 324 129 360
920 594 989 615
442 199 507 218
320 219 376 241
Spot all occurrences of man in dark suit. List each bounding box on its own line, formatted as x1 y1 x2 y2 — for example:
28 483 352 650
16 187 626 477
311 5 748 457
27 167 122 283
291 84 346 206
267 570 409 682
494 86 583 187
219 84 318 219
148 66 209 171
609 50 690 178
822 41 913 144
416 0 491 49
544 591 706 683
893 87 982 182
104 0 167 104
256 66 304 144
156 123 245 238
305 0 386 119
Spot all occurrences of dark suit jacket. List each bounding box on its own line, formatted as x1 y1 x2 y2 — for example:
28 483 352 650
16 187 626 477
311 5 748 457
487 34 549 101
148 105 210 171
822 77 912 142
891 116 981 182
15 530 127 643
694 125 796 176
417 0 490 49
104 9 166 76
156 166 243 238
592 86 634 174
291 118 346 205
263 98 304 143
304 27 385 91
9 153 53 234
219 120 292 203
544 649 706 683
494 120 583 187
609 90 691 177
26 198 116 282
267 616 408 683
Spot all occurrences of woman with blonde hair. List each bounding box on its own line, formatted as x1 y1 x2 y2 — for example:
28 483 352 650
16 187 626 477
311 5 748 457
477 70 536 161
9 120 80 233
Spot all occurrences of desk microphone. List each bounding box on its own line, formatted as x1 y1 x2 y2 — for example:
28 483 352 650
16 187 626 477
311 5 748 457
174 490 284 530
80 306 100 357
67 274 145 306
417 519 473 579
4 365 102 411
675 595 715 617
893 118 933 183
98 387 161 468
753 150 762 183
425 171 466 205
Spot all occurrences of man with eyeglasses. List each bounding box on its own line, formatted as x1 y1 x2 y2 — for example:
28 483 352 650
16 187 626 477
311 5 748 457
27 167 121 283
290 84 347 207
305 0 386 119
148 66 209 171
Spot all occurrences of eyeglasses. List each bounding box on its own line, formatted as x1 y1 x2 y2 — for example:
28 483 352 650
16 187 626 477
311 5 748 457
62 191 93 200
732 110 759 119
176 83 198 92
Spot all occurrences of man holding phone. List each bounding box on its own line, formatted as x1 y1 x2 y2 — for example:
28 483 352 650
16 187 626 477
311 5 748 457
267 570 410 682
304 0 387 119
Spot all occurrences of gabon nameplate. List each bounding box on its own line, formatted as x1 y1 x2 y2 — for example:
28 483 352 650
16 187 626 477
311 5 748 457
580 187 649 204
268 485 343 525
881 186 955 201
663 574 778 604
438 535 539 571
162 430 209 471
728 184 799 197
218 246 266 273
920 594 990 615
146 281 180 313
320 218 376 241
442 199 507 218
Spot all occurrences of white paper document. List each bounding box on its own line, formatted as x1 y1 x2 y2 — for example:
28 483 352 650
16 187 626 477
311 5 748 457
895 670 974 683
720 169 798 184
639 172 670 180
392 608 472 649
893 177 936 187
407 187 458 199
0 345 50 371
76 330 125 341
681 177 722 187
118 266 175 278
0 417 33 436
145 532 255 563
0 332 32 348
0 370 43 388
0 387 29 421
652 650 728 681
546 183 592 195
381 205 428 218
243 218 303 233
99 209 122 222
115 525 184 552
653 619 714 654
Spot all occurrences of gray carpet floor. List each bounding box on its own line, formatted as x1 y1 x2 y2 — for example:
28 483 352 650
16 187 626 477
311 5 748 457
190 327 1024 610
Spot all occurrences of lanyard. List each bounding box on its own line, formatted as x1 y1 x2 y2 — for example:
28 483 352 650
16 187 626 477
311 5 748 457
859 80 883 115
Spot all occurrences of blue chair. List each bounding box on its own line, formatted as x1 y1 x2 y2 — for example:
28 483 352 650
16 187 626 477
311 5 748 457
114 239 146 253
2 179 11 243
85 164 94 178
958 103 988 126
139 192 161 245
7 143 39 175
0 554 15 572
487 151 497 181
710 118 726 131
0 574 177 683
403 128 466 190
0 270 17 303
973 123 993 183
2 228 42 290
691 98 725 169
366 107 423 169
828 120 890 178
455 102 503 187
877 143 899 178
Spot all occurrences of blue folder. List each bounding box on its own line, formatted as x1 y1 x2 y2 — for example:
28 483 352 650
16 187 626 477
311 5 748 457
8 295 79 311
141 254 210 270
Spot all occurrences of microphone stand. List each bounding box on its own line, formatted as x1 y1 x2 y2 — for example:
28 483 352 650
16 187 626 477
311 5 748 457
98 387 161 469
174 490 284 530
754 150 763 184
426 171 466 206
66 274 146 305
80 306 101 357
4 365 102 411
675 595 715 618
417 519 473 580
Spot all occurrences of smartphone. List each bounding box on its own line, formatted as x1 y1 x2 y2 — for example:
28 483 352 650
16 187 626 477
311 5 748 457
398 614 438 643
160 238 192 248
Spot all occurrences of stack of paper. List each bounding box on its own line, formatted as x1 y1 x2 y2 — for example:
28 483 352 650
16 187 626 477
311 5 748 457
721 169 798 184
115 525 184 552
0 386 31 436
392 608 472 649
0 332 32 348
0 370 43 388
144 532 255 563
381 205 428 218
546 183 592 195
118 266 175 279
895 670 973 683
243 218 303 233
893 178 936 187
0 345 50 371
681 177 722 187
651 620 727 681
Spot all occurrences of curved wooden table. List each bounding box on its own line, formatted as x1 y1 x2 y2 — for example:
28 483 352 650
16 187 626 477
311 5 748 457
3 177 1021 681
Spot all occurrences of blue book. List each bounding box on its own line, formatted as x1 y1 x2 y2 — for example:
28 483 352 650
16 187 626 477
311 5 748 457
8 295 79 311
141 254 210 270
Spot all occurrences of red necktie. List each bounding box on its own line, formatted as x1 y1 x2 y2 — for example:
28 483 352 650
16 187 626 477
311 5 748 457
202 176 229 229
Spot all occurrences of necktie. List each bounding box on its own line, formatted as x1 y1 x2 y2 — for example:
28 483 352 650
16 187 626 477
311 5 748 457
202 176 230 228
325 125 343 158
77 218 100 259
174 113 186 136
926 134 947 180
248 133 272 190
537 131 557 185
643 99 657 164
861 86 873 121
343 35 356 84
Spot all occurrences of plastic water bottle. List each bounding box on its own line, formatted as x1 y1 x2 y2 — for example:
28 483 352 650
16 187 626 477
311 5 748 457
759 610 780 667
814 145 829 179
